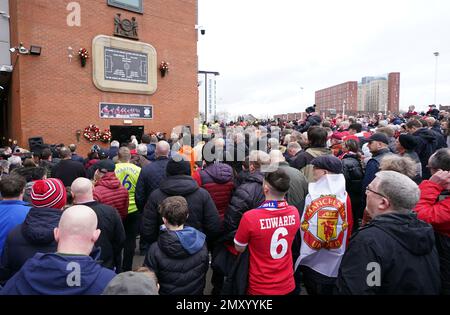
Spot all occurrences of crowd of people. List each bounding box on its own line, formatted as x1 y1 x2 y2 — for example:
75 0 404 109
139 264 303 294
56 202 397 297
0 103 449 295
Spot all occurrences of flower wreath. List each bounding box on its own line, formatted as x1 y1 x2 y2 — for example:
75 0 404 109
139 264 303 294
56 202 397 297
83 125 101 142
100 129 112 143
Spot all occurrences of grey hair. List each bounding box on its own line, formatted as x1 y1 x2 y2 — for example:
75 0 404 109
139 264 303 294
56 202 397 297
287 142 301 151
268 138 279 149
375 171 420 212
137 144 148 156
380 155 417 180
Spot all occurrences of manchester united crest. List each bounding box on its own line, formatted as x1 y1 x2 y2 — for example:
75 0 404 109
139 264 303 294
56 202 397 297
301 196 348 250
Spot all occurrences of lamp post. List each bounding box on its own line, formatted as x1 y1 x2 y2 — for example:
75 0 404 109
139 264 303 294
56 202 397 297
198 71 220 123
434 52 440 106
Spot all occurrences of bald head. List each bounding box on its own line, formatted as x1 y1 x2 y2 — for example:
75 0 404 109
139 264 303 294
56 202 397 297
156 141 170 158
71 178 94 203
54 205 100 255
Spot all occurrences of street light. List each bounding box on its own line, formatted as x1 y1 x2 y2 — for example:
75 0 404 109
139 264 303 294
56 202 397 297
434 52 440 106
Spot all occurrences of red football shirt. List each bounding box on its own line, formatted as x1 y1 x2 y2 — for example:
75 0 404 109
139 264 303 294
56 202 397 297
234 201 300 295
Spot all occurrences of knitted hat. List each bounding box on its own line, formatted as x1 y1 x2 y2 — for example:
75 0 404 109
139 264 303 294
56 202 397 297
30 178 67 209
166 158 191 176
102 272 159 295
311 155 343 174
399 134 418 151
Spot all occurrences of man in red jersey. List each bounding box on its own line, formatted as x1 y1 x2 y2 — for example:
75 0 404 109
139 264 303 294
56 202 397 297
234 168 300 295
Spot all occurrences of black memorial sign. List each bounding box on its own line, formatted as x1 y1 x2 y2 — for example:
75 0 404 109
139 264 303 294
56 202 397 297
100 103 153 120
104 47 148 84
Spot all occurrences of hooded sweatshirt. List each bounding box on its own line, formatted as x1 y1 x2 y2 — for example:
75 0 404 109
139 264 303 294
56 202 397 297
336 212 441 295
0 207 61 283
144 227 209 295
0 252 116 295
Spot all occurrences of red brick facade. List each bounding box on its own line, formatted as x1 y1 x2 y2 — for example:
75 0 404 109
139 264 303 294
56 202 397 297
7 0 198 155
388 72 400 113
315 81 358 115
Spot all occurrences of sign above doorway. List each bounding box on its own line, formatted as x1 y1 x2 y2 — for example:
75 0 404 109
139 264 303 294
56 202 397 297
99 102 153 120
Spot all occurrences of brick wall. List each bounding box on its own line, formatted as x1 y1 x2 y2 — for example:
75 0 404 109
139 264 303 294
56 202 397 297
8 0 198 155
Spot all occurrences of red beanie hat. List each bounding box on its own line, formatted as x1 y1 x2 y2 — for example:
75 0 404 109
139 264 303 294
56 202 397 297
30 178 67 209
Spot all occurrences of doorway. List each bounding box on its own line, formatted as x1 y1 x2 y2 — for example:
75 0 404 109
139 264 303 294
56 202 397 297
110 126 144 145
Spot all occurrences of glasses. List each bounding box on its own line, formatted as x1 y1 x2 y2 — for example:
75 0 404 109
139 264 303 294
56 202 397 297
365 187 387 199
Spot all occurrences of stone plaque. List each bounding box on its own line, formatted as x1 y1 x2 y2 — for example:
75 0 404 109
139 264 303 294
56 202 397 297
104 47 148 84
92 35 157 95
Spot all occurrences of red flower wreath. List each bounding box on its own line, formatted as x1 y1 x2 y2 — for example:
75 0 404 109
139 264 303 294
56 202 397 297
100 129 112 143
83 125 101 142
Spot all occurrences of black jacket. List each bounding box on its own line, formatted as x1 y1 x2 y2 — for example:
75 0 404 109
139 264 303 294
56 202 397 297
0 207 61 284
430 125 447 150
135 157 169 212
140 175 221 245
297 115 322 133
341 153 364 225
144 227 209 295
413 128 438 180
435 233 450 294
336 213 441 295
222 171 265 241
77 201 126 272
51 159 87 187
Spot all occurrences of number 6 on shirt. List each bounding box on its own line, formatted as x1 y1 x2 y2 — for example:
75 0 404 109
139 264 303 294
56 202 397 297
270 227 288 259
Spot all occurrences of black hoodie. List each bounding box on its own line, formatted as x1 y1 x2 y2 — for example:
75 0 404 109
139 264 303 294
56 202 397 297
0 207 61 284
336 212 441 295
140 175 221 245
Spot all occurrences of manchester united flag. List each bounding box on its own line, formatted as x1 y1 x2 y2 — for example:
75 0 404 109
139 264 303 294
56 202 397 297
295 174 351 278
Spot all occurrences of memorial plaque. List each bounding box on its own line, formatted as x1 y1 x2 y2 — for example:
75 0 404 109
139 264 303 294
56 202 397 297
104 47 148 84
100 102 153 120
92 35 157 95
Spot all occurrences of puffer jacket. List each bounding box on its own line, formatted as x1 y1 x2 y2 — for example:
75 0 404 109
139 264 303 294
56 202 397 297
144 227 209 295
222 171 265 240
94 172 129 220
415 180 450 293
0 207 61 284
140 175 221 245
197 163 234 221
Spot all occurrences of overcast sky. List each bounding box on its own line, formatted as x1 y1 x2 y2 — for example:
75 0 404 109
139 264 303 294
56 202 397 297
198 0 450 118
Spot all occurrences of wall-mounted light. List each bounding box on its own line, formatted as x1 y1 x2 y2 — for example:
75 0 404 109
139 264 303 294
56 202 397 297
9 43 42 56
29 45 42 56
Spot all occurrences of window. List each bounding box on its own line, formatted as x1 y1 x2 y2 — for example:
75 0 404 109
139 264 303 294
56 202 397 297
107 0 143 13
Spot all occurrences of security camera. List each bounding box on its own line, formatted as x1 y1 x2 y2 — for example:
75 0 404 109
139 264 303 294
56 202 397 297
200 29 206 35
0 11 10 19
18 43 29 55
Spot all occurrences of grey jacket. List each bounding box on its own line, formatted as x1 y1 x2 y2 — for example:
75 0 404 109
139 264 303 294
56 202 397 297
278 161 309 215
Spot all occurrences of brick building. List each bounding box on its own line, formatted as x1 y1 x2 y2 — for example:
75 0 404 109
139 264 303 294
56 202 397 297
0 0 198 155
315 73 400 116
315 81 358 115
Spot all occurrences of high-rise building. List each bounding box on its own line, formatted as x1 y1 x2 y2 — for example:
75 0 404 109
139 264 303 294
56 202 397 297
316 72 400 114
